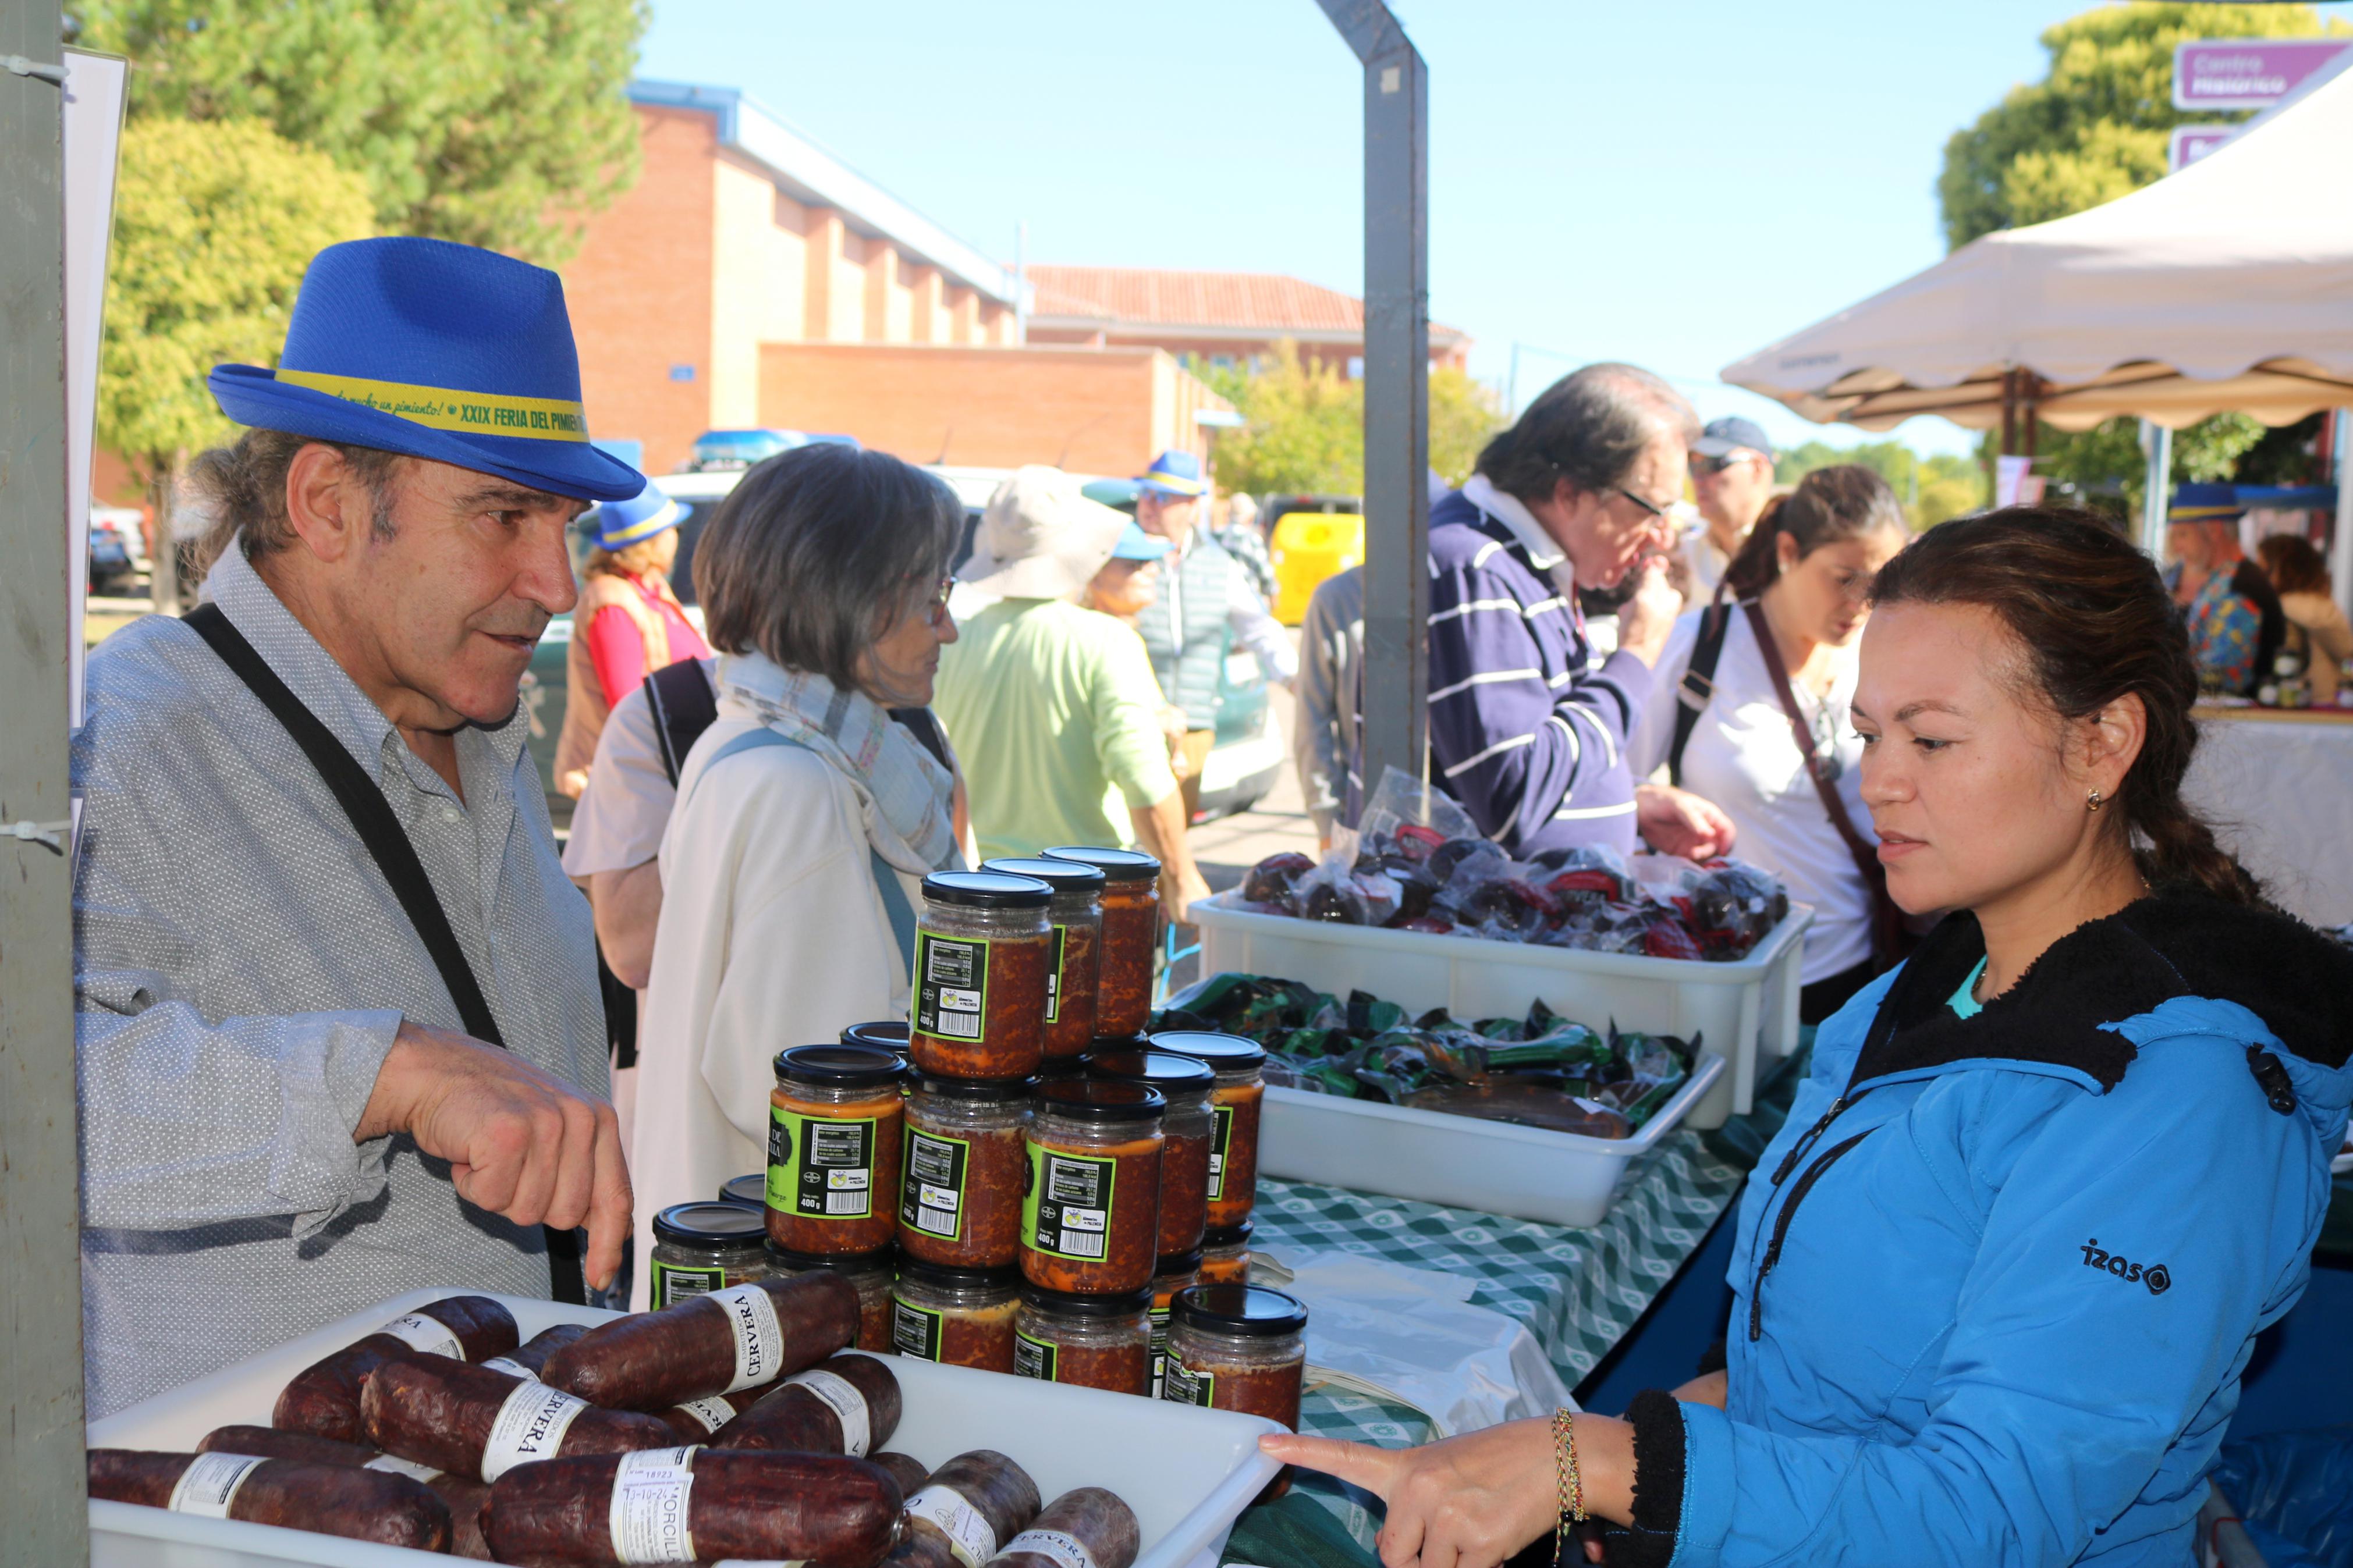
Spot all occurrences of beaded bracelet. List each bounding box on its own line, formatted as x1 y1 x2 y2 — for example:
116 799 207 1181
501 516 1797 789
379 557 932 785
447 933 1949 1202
1552 1407 1587 1551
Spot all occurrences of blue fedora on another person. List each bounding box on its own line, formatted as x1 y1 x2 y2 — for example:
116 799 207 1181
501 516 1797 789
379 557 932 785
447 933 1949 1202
2169 481 2245 524
209 236 644 503
1109 519 1172 562
1136 449 1208 498
590 483 684 550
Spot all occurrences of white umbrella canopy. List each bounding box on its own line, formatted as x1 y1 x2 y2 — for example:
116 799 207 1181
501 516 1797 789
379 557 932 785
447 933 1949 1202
1722 65 2353 433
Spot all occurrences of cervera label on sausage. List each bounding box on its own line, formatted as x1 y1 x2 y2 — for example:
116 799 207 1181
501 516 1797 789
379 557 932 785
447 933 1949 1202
783 1366 870 1455
997 1528 1099 1568
706 1282 789 1392
608 1446 699 1564
1206 1104 1234 1201
906 1483 998 1568
1043 925 1067 1023
1023 1147 1116 1261
902 1129 970 1239
379 1310 466 1359
1011 1330 1057 1381
768 1107 877 1219
478 1355 534 1381
481 1380 592 1480
670 1395 737 1435
893 1299 945 1360
1161 1350 1217 1408
364 1452 442 1481
914 931 989 1041
652 1259 726 1307
167 1452 266 1518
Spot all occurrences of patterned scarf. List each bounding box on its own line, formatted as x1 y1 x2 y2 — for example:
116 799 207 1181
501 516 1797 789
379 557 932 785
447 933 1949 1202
716 650 964 874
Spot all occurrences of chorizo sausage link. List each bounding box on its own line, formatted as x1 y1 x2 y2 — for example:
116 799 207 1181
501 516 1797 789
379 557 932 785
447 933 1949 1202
360 1354 676 1482
709 1352 901 1457
889 1449 1041 1568
481 1446 903 1567
541 1274 860 1410
87 1449 450 1552
986 1487 1139 1568
270 1294 519 1442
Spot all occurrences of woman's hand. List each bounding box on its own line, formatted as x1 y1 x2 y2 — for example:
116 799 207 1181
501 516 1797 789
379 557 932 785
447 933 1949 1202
1636 781 1738 859
1260 1421 1557 1568
1672 1369 1727 1409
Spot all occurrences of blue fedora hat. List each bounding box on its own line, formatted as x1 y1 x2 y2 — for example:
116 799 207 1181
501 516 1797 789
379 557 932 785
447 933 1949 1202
2168 481 2244 524
589 482 683 550
209 237 644 503
1136 448 1208 498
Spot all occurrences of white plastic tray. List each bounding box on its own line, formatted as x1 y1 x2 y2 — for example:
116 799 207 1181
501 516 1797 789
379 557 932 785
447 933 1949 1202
87 1290 1280 1568
1190 894 1811 1126
1259 1051 1725 1228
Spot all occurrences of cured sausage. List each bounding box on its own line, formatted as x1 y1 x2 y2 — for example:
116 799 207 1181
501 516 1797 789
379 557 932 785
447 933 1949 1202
479 1321 592 1381
481 1446 903 1567
886 1450 1040 1568
271 1295 520 1443
197 1423 488 1558
986 1488 1139 1568
709 1352 901 1457
428 1473 494 1561
360 1354 676 1482
872 1451 931 1496
540 1274 859 1410
87 1449 450 1552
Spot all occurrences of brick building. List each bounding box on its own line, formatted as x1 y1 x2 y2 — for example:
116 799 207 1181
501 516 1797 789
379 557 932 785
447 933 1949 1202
1025 265 1471 375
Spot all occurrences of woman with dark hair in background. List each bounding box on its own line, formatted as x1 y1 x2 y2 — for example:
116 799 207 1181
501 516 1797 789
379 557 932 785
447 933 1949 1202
2255 532 2352 703
629 444 964 1306
1633 465 1910 1022
1269 507 2351 1568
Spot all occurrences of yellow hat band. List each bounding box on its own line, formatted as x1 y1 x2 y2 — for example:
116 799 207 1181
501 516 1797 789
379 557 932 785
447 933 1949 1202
276 369 590 443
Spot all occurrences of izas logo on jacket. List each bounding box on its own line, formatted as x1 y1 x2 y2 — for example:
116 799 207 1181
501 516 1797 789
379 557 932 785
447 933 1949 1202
2081 1238 2172 1295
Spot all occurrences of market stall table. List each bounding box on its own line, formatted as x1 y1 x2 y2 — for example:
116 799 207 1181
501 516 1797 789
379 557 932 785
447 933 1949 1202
2184 706 2353 926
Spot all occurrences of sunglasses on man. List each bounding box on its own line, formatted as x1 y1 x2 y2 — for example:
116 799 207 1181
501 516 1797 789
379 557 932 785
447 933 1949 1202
1690 450 1763 478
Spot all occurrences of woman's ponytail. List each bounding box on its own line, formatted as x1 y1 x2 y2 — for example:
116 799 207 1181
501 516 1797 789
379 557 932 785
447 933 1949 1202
1717 465 1905 602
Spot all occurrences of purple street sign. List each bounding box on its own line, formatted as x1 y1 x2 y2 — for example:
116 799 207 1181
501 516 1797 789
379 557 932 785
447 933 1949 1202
2169 125 2238 172
2173 38 2351 111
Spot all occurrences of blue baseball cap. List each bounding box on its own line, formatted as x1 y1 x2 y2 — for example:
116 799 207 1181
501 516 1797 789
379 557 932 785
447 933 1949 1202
1136 449 1208 498
1690 416 1775 462
208 237 645 503
1109 520 1172 562
590 482 684 549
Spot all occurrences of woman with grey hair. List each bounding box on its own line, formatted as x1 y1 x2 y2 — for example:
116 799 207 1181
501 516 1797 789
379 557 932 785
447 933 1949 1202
629 445 963 1304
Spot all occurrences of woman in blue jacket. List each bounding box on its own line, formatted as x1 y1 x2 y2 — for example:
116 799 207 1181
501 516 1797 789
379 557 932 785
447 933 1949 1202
1268 508 2353 1568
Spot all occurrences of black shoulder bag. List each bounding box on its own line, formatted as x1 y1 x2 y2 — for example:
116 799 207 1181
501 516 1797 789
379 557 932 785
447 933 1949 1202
1666 598 1738 788
185 604 587 1304
644 657 719 787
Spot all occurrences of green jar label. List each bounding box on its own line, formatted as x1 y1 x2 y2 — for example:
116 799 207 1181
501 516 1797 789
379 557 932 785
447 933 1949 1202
1206 1104 1234 1201
1022 1146 1116 1261
902 1128 970 1240
650 1260 723 1309
1012 1330 1057 1381
1162 1349 1216 1407
766 1106 876 1219
1044 925 1067 1023
892 1299 943 1361
915 930 990 1041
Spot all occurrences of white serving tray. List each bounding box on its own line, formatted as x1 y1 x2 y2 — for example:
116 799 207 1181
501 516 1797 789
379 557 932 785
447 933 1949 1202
88 1290 1280 1568
1259 1050 1726 1229
1191 894 1811 1126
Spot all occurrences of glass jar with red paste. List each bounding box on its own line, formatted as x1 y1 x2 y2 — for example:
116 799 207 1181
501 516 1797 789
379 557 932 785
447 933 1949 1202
981 857 1105 1058
1013 1285 1154 1395
1020 1079 1164 1295
1085 1048 1215 1259
890 1258 1021 1373
761 1240 898 1353
899 1073 1032 1269
1199 1219 1254 1285
1041 847 1159 1037
911 872 1055 1079
1163 1284 1309 1495
1149 1031 1266 1228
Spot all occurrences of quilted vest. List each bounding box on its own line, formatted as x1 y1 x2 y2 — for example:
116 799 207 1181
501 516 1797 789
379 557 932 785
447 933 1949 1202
1135 534 1238 731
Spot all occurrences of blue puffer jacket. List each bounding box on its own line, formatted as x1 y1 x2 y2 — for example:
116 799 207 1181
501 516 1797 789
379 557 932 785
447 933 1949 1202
1637 893 2353 1568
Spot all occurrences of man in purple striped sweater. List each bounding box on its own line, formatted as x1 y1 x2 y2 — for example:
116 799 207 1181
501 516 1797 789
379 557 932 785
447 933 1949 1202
1379 362 1736 860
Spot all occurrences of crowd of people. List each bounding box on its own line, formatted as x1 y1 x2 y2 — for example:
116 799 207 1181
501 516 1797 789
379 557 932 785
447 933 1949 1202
62 235 2353 1568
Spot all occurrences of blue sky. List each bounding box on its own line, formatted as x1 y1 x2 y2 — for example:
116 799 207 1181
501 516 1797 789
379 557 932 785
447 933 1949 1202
636 1 2214 459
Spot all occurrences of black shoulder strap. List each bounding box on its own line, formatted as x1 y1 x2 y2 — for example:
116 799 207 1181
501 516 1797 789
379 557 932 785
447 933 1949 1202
644 657 720 787
183 604 587 1304
1667 599 1736 788
886 705 954 773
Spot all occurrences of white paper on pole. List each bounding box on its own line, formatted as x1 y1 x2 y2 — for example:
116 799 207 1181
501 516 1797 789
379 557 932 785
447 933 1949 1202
62 48 129 731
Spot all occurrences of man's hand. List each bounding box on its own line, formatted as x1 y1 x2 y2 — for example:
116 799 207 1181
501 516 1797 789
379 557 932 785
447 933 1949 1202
1637 781 1737 860
1165 866 1213 925
1613 557 1681 667
358 1022 633 1292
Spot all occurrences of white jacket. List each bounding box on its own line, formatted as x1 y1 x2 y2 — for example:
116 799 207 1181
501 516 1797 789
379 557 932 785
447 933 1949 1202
630 710 917 1307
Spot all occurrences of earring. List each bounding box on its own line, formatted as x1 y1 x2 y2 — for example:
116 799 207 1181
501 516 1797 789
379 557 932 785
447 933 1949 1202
2086 788 2106 813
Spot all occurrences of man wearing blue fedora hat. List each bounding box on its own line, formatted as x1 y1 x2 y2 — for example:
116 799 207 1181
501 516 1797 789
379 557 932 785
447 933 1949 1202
2165 482 2284 696
70 237 642 1414
1131 448 1297 819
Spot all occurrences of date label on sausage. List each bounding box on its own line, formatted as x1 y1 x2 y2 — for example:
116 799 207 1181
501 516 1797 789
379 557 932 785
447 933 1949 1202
1023 1149 1116 1261
893 1300 945 1361
1161 1352 1217 1409
652 1260 726 1307
914 932 990 1042
902 1129 970 1239
379 1310 466 1360
1012 1330 1058 1382
768 1108 877 1220
609 1446 699 1565
482 1380 592 1480
782 1367 870 1455
705 1282 789 1393
998 1528 1101 1568
906 1483 999 1568
1206 1105 1234 1201
167 1452 266 1518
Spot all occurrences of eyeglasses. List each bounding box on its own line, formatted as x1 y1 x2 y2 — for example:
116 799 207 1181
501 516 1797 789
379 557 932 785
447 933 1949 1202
922 576 956 628
1690 450 1762 477
1611 485 1673 520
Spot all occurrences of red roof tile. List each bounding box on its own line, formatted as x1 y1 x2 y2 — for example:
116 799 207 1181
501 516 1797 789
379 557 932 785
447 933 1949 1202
1027 265 1465 343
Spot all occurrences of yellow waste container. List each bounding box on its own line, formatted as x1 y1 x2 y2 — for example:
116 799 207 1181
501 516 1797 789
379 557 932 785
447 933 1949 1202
1269 508 1366 624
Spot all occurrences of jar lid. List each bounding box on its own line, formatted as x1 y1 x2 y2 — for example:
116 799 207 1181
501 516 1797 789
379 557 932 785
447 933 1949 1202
1149 1030 1268 1071
920 870 1054 909
717 1173 766 1208
839 1020 911 1053
1202 1218 1255 1249
763 1240 897 1275
1171 1283 1308 1336
1041 845 1159 883
1086 1048 1215 1093
1154 1248 1206 1277
773 1043 905 1088
981 856 1108 892
915 1072 1039 1100
652 1201 767 1246
1020 1283 1155 1317
1034 1077 1166 1123
895 1257 1021 1293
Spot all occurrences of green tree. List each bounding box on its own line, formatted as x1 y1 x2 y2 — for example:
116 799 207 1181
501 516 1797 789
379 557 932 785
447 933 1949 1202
72 0 647 264
1776 439 1990 529
1201 342 1504 495
98 118 374 546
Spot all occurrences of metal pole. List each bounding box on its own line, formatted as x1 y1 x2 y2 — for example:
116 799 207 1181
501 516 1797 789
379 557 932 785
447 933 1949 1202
2141 418 2174 560
2332 408 2353 628
0 0 93 1558
1315 0 1429 802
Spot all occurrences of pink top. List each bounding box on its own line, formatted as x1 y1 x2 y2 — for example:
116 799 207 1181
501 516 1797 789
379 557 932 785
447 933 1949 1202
585 572 710 706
